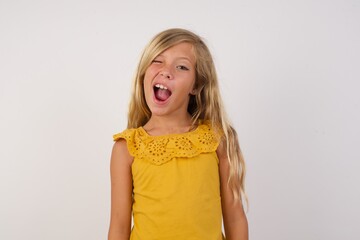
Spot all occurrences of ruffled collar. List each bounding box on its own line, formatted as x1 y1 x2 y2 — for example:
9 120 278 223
113 122 220 165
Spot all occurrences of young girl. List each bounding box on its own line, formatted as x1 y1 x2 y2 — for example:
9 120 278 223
108 28 248 240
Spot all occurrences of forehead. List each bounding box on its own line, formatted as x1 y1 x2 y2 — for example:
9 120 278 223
157 42 196 64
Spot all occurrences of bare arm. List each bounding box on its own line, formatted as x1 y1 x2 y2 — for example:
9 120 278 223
108 140 133 240
217 141 249 240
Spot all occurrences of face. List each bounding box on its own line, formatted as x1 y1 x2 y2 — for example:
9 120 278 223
143 42 196 118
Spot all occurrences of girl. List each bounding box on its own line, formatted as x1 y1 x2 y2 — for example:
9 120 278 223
108 28 248 240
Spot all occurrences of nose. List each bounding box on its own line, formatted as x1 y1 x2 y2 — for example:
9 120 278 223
160 72 171 79
160 67 172 79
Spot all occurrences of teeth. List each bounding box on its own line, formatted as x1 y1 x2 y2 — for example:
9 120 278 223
155 84 167 90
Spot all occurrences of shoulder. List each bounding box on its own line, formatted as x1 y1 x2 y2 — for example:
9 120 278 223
110 139 134 167
112 138 130 156
216 137 227 162
112 127 146 158
197 120 224 149
113 128 138 142
197 120 221 137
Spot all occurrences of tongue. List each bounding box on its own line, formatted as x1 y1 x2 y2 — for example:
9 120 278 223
155 88 171 101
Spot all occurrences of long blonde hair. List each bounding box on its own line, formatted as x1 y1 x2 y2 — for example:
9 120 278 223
127 28 246 203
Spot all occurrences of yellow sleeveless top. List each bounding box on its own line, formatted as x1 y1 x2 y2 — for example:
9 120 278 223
113 122 224 240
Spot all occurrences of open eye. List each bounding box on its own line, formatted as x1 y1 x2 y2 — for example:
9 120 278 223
176 65 189 71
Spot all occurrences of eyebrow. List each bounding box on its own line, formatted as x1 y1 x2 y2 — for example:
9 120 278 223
156 55 193 62
176 57 192 62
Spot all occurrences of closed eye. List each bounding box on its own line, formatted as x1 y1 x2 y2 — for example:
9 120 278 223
152 59 162 64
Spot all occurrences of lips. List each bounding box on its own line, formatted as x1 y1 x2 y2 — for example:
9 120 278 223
153 83 172 102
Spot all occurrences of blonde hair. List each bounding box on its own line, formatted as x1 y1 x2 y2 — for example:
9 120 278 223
127 28 246 204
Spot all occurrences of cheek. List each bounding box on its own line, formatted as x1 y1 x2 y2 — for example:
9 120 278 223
144 67 158 84
143 71 155 99
188 74 196 91
143 69 153 87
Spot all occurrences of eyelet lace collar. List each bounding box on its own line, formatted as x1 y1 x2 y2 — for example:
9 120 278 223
113 122 220 165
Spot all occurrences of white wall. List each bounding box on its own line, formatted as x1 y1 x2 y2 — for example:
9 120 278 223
1 0 359 239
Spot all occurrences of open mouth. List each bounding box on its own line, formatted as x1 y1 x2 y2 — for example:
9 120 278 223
154 84 172 102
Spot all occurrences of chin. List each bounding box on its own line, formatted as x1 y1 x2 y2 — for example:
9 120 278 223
148 107 170 117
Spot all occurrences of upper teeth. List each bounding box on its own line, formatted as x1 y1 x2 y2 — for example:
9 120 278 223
155 84 167 90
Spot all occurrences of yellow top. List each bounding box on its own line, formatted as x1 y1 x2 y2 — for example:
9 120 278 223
113 122 224 240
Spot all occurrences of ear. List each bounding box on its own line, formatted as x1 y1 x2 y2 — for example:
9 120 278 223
190 88 197 95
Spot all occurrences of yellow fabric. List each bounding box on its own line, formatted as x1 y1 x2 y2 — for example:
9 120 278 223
113 122 224 240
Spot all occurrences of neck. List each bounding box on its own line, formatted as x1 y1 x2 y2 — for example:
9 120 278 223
143 113 194 135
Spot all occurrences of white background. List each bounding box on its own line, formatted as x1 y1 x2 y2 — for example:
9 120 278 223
1 0 359 239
